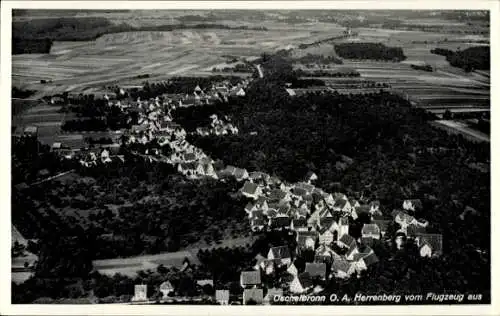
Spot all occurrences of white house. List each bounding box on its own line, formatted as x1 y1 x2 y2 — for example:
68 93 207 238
159 281 174 299
132 284 148 302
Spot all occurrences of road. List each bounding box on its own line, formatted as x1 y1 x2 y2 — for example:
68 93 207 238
93 236 254 277
432 120 489 143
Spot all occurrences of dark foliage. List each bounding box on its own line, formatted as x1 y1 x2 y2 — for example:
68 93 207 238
12 86 36 99
410 64 433 72
335 43 406 62
431 46 490 71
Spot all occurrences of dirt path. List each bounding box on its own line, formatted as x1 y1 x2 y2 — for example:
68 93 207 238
92 236 254 277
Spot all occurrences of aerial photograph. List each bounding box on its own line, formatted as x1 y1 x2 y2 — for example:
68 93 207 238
10 8 490 306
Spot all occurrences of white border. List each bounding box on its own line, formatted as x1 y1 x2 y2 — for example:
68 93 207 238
1 1 498 315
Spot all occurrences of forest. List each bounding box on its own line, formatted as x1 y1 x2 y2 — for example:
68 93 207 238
12 86 36 99
334 43 406 62
431 46 490 72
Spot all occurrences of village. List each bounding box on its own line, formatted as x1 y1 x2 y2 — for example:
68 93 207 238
13 74 444 305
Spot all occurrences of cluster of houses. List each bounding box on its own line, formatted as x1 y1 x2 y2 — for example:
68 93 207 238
35 75 446 305
195 114 239 136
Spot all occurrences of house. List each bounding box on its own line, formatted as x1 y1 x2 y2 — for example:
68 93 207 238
338 234 356 249
268 189 288 203
345 244 359 261
38 169 50 178
372 219 391 237
23 126 38 138
338 217 349 239
406 224 427 238
159 281 174 299
355 253 379 272
197 279 214 288
319 216 335 229
260 259 277 275
268 246 292 266
51 142 62 151
415 233 443 257
291 218 308 232
295 182 315 195
334 198 352 213
318 227 335 245
269 216 291 230
196 162 217 178
305 262 327 280
241 181 263 200
361 224 381 239
392 210 417 228
264 288 283 305
297 231 318 251
304 171 318 183
352 205 370 220
287 262 298 276
215 289 230 305
315 244 341 264
234 168 249 181
243 288 263 305
236 88 246 97
245 202 256 214
289 272 313 294
132 284 148 301
403 199 423 212
331 259 353 279
369 200 382 214
240 271 262 288
253 254 267 270
285 88 296 97
221 165 236 177
249 209 264 220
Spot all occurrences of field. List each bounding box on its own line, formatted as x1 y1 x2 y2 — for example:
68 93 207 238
12 15 490 111
12 103 123 149
12 27 341 96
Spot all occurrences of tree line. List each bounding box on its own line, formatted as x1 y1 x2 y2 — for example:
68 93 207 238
431 46 490 72
334 43 406 62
